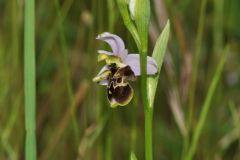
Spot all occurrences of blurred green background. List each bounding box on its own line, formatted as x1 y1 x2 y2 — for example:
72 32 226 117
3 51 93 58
0 0 240 159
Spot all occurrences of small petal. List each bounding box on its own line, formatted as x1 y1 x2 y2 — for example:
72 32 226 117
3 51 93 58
97 49 127 62
92 65 110 85
124 54 158 76
96 32 125 54
97 50 115 56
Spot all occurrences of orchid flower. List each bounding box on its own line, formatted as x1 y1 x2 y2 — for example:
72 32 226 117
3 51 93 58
96 32 158 76
93 32 158 107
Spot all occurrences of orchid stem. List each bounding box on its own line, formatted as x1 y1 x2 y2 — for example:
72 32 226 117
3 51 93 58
140 48 153 160
144 106 153 160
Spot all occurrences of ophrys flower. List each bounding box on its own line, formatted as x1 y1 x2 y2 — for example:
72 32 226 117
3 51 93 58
93 32 158 107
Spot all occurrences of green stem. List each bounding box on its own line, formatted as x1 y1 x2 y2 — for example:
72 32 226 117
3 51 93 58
24 0 37 159
135 0 151 158
145 107 153 160
140 48 152 160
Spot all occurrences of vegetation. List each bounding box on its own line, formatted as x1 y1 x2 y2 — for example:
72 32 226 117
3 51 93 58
0 0 240 159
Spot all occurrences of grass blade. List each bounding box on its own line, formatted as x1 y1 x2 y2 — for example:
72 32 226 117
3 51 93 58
185 45 230 160
188 0 208 129
24 0 37 159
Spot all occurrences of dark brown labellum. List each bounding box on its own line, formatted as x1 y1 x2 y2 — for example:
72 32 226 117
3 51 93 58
94 63 136 107
106 76 133 107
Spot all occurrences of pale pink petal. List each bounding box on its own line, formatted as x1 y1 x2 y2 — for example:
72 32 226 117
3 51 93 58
124 54 158 76
119 49 128 61
96 32 125 54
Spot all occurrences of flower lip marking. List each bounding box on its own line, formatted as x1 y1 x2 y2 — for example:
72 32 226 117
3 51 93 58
93 64 134 107
109 64 135 107
94 32 158 107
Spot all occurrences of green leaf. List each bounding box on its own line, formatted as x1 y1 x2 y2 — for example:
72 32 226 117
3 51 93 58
147 20 170 107
116 0 141 50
